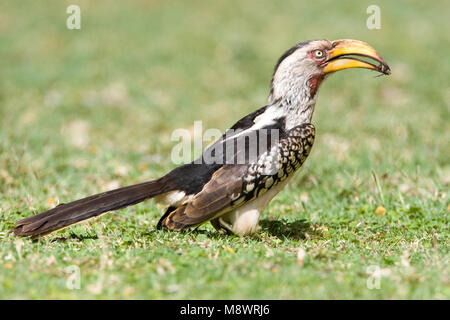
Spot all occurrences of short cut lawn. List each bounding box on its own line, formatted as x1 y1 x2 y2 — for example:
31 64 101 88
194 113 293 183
0 0 448 299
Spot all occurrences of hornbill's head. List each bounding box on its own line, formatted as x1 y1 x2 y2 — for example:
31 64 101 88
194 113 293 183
269 39 390 103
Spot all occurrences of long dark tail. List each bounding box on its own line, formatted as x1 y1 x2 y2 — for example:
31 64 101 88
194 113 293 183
12 178 172 237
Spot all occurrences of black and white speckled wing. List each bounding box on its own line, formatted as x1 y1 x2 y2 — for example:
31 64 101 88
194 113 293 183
160 105 270 198
236 123 315 204
161 123 315 230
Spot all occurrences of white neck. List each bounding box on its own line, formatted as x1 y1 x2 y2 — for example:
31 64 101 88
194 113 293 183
267 73 319 129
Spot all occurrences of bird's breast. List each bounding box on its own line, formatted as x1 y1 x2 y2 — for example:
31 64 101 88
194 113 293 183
233 123 315 206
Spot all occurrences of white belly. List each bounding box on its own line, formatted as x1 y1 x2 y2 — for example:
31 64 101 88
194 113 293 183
219 177 292 235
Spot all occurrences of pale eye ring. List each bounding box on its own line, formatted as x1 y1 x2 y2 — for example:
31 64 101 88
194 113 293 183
313 50 325 59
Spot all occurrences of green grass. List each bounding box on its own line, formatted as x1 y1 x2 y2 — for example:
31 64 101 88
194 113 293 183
0 0 448 299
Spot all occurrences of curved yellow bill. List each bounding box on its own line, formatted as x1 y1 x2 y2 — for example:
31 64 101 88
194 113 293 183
323 39 390 75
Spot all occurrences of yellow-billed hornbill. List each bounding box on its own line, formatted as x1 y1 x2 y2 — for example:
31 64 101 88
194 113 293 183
13 39 390 237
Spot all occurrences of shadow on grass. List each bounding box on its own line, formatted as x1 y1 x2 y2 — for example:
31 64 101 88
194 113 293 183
259 218 312 240
143 219 317 241
138 227 230 241
40 219 319 242
178 227 233 241
50 218 318 242
47 233 99 242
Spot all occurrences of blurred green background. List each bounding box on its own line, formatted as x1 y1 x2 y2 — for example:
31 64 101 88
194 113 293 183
0 0 448 299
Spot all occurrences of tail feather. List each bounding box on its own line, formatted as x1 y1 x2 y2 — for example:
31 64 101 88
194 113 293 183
12 178 171 237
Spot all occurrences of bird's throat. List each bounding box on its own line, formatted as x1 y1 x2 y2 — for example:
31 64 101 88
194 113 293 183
308 74 325 98
268 74 322 129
